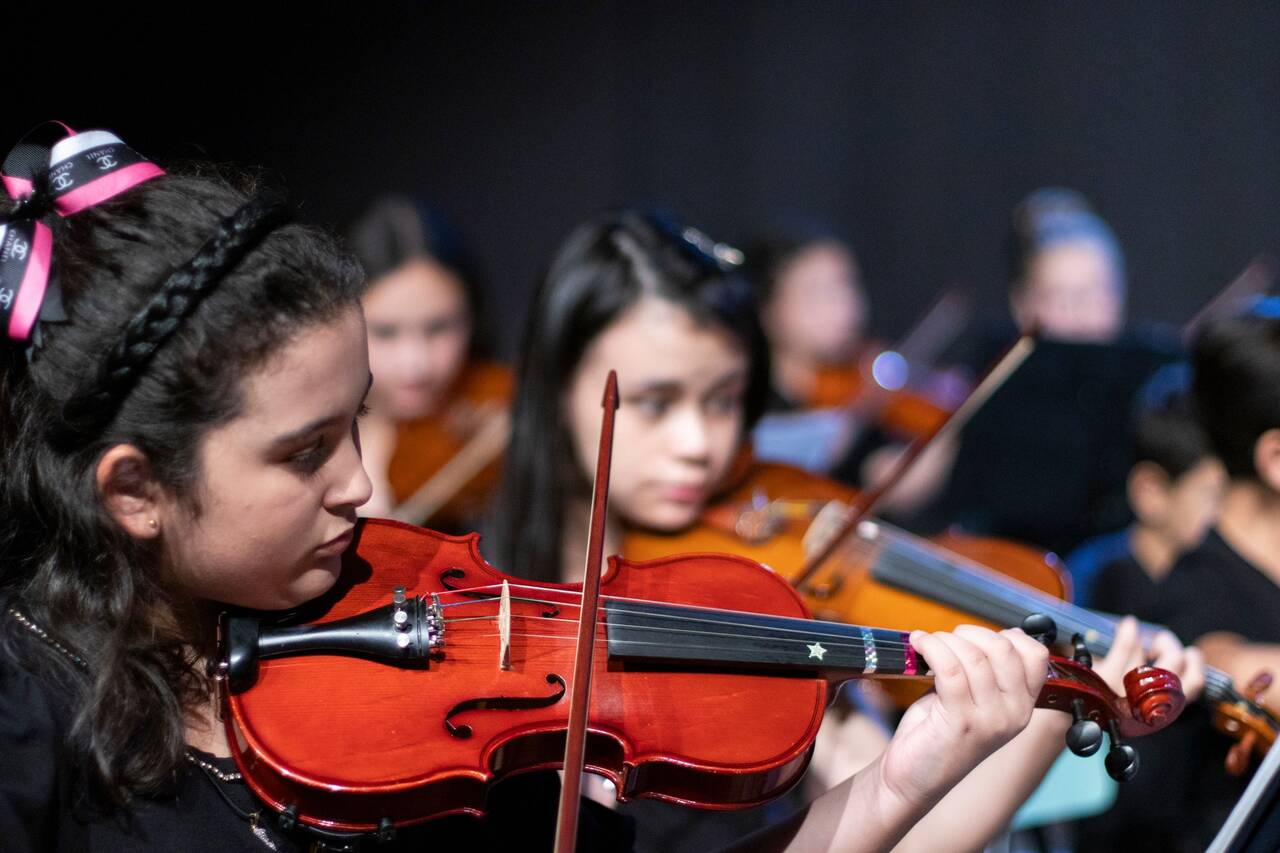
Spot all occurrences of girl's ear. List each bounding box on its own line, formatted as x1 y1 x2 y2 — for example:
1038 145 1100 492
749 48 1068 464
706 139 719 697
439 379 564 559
1254 428 1280 494
1127 461 1171 524
96 444 165 540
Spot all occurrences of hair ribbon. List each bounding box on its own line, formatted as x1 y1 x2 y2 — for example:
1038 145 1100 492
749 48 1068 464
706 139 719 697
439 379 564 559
1 121 164 344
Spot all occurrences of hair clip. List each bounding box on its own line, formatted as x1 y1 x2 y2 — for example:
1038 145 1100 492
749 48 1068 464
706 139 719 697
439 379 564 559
680 226 744 271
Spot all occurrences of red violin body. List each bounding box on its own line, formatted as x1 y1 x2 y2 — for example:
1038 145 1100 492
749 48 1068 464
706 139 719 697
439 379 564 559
222 519 1183 835
224 520 828 833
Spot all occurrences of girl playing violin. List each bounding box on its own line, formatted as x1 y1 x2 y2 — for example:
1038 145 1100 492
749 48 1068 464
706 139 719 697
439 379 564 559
485 210 1203 852
0 128 635 852
744 230 962 513
346 196 511 527
745 230 870 410
0 125 1060 853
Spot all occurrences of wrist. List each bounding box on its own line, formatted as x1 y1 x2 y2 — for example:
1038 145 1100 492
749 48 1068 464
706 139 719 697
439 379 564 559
865 753 938 834
1027 706 1071 739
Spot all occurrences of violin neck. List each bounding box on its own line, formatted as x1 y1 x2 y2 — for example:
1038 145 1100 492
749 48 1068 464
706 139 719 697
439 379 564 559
859 522 1243 705
865 524 1113 645
604 599 924 679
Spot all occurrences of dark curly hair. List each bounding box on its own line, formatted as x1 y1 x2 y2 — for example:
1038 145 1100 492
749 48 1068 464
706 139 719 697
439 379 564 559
0 164 363 807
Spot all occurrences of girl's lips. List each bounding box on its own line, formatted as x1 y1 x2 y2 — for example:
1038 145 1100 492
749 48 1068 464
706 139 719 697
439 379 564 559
656 483 706 504
316 527 355 556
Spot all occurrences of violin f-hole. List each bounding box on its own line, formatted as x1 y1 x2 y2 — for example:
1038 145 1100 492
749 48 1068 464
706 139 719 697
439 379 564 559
444 673 568 739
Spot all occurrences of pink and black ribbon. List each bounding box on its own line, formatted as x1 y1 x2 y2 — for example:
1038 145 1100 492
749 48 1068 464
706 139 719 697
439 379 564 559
0 121 164 344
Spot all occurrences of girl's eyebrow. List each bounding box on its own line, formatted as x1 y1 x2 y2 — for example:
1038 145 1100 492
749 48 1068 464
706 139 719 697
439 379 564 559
707 367 748 391
270 374 373 448
626 380 682 396
626 368 746 397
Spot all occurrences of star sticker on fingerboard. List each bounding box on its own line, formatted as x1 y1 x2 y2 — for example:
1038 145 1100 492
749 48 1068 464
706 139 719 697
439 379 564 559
807 641 827 661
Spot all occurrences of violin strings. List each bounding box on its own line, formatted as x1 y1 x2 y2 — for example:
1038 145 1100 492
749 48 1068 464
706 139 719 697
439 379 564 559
446 613 580 625
438 592 563 610
432 583 909 646
444 630 892 658
436 581 868 621
440 630 901 655
441 606 914 649
444 616 914 652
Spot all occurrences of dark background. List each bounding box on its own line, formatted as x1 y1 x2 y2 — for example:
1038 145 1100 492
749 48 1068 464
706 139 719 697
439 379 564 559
10 3 1280 356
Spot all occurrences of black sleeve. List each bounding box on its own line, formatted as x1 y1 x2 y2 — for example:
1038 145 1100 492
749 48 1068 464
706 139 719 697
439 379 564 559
1158 563 1234 645
0 658 60 852
1087 561 1127 616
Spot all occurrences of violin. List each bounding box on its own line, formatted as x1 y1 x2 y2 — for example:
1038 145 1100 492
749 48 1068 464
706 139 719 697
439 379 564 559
386 360 512 527
805 360 955 440
218 518 1184 836
624 457 1068 625
631 458 1279 775
623 459 1067 705
844 518 1280 777
756 289 973 476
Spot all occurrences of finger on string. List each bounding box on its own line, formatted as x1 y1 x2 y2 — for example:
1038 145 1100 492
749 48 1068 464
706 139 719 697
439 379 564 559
953 624 1024 698
1147 629 1185 673
1180 646 1206 702
938 629 1000 706
1109 616 1143 671
910 630 977 713
1000 627 1050 697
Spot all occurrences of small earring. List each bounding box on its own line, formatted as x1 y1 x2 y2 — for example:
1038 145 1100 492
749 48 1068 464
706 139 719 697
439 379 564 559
148 518 158 530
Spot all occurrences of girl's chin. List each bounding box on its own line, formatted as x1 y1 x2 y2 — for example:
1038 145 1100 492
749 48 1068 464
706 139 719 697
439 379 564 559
388 389 442 420
632 506 701 535
275 557 344 609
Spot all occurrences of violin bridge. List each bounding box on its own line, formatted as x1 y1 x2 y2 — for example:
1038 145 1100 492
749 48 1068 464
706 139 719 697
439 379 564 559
499 579 512 671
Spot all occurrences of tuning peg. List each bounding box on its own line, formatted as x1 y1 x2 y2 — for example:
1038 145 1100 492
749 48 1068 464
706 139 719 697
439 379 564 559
1020 613 1057 647
1104 719 1139 782
1072 633 1093 668
1066 698 1103 757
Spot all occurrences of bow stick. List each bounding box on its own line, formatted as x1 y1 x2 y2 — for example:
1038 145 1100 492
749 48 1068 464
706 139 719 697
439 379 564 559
791 328 1037 591
553 370 620 853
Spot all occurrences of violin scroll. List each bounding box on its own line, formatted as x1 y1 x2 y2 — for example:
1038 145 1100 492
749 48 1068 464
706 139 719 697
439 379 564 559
1124 665 1183 728
1019 613 1185 781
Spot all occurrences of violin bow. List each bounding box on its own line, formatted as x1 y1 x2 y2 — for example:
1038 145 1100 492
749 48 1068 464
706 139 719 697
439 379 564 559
796 256 1274 591
389 407 511 525
822 287 971 466
553 371 620 853
1182 255 1275 346
791 328 1037 592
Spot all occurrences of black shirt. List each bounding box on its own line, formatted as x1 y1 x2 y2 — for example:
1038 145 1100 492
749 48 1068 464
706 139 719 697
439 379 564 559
1080 529 1280 851
913 328 1182 556
0 611 635 853
1159 529 1280 847
1089 550 1162 619
1160 527 1280 647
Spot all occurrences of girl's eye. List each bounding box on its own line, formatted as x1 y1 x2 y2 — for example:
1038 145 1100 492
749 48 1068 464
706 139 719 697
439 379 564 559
630 396 670 418
357 402 370 419
289 440 329 475
706 392 740 415
705 383 745 415
423 315 467 338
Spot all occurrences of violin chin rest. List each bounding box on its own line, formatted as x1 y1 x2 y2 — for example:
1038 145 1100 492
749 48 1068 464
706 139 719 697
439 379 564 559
224 613 262 694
